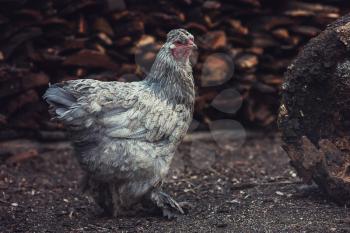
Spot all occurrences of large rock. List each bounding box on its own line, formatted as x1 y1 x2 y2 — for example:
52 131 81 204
278 14 350 204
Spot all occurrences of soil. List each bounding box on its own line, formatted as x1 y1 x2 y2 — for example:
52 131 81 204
1 133 350 233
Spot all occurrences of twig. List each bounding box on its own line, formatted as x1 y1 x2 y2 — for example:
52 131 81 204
0 199 24 208
0 199 10 205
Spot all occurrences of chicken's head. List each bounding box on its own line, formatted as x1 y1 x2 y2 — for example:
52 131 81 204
166 29 197 62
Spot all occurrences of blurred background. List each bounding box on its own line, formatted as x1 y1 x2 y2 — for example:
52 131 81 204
1 0 350 140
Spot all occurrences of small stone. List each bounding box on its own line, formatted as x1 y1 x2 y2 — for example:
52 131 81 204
215 221 228 228
227 199 241 204
276 191 284 196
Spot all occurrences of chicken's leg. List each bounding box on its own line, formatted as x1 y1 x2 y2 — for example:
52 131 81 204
88 180 114 216
149 190 185 219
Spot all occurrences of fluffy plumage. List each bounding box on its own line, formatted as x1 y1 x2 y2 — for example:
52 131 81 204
43 29 196 218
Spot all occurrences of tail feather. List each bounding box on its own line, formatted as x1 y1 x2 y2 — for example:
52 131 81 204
43 84 77 119
43 85 76 107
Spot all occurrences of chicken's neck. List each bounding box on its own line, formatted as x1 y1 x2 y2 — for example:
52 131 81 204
145 49 195 109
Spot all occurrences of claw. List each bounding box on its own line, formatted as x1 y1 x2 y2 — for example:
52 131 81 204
177 201 193 213
159 191 184 214
150 191 186 219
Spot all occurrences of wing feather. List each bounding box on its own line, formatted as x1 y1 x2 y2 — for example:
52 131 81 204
44 79 188 143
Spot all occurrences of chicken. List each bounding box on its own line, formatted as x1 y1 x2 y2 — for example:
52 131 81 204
43 29 196 218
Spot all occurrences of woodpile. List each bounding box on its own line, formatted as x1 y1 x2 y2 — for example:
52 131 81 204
279 13 350 204
0 0 349 139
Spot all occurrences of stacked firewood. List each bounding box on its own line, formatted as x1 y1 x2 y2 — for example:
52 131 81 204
0 0 349 139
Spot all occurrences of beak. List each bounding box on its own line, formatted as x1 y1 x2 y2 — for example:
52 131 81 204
188 40 198 50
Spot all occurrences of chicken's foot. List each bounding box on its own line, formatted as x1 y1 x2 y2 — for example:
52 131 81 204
149 190 186 219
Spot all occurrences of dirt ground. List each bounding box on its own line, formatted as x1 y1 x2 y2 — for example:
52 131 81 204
1 133 350 233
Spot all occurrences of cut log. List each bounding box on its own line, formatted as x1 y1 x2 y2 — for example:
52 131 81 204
63 49 119 71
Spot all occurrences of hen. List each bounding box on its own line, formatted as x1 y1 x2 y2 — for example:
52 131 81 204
43 29 196 218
